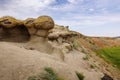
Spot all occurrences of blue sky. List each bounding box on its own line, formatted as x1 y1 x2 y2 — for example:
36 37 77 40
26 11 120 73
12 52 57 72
0 0 120 37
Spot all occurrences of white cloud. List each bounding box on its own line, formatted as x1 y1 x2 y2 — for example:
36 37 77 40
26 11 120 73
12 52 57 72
55 14 120 34
11 0 54 9
0 0 120 36
55 15 120 37
89 8 95 11
67 0 82 4
0 0 55 18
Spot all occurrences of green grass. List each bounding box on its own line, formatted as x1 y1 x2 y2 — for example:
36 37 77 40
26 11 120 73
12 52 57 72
76 72 85 80
95 46 120 69
41 67 63 80
28 67 64 80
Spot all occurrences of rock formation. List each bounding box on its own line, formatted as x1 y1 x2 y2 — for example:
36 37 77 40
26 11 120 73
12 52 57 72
101 73 113 80
23 18 36 36
0 15 54 42
0 15 120 80
34 16 54 37
0 16 30 42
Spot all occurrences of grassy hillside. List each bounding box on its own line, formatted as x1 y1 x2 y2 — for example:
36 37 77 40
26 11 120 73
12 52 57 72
96 46 120 69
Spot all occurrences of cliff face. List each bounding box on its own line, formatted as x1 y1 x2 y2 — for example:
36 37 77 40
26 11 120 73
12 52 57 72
0 16 120 80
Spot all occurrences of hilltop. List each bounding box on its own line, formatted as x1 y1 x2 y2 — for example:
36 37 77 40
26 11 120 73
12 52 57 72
0 16 120 80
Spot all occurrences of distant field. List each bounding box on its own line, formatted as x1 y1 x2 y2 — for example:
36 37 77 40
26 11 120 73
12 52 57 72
96 46 120 69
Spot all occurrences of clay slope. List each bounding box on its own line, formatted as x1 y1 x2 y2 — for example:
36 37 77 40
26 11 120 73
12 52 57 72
0 42 79 80
0 41 105 80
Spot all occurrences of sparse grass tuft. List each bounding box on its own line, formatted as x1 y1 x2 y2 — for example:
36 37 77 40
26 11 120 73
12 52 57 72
82 55 89 60
90 64 95 69
41 67 63 80
28 67 64 80
27 76 37 80
76 72 85 80
72 40 80 49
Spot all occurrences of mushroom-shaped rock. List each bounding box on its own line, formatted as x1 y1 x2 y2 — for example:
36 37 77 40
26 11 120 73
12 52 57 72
24 18 36 35
34 16 54 37
0 16 22 28
34 16 54 30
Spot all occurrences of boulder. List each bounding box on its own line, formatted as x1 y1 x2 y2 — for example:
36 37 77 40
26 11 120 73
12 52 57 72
24 16 55 38
34 15 54 37
101 73 113 80
34 15 54 30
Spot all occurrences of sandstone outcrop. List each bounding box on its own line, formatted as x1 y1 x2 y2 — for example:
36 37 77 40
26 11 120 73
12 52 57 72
23 16 54 38
34 16 54 37
48 25 80 41
0 15 55 42
0 16 30 42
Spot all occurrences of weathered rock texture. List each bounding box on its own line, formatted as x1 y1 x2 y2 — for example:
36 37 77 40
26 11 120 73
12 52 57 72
0 16 120 80
34 16 54 37
0 16 22 28
0 15 55 42
0 16 30 42
23 18 36 36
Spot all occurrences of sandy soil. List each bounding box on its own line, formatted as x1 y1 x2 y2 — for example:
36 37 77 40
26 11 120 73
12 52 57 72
0 41 105 80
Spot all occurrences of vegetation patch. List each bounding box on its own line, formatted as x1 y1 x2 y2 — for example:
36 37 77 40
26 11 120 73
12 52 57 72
28 67 64 80
90 64 95 69
76 72 85 80
82 55 89 60
95 46 120 69
72 39 80 49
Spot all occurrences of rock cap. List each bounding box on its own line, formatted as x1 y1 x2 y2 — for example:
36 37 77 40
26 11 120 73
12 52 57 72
0 16 22 28
34 15 54 30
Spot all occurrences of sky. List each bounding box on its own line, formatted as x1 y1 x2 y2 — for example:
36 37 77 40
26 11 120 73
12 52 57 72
0 0 120 37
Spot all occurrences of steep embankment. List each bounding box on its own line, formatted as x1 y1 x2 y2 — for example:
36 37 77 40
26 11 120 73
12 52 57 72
0 15 120 80
71 36 120 80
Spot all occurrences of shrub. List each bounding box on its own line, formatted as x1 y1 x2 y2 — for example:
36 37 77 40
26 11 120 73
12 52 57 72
76 72 85 80
28 67 63 80
40 67 62 80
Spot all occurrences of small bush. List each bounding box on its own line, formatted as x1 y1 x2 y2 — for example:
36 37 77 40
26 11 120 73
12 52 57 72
76 72 85 80
28 67 63 80
40 67 62 80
